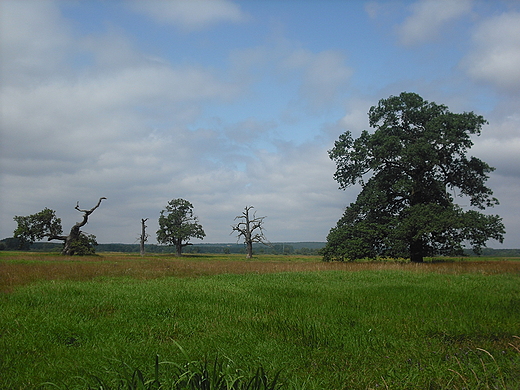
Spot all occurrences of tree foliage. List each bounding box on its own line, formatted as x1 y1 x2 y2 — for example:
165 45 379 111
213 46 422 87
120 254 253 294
13 208 62 249
231 206 268 258
323 92 505 262
156 198 206 256
66 233 98 255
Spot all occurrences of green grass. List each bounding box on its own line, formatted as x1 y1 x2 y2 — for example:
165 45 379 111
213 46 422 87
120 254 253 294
1 258 519 389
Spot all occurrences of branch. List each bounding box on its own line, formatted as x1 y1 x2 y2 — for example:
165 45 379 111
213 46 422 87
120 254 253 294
74 197 107 229
47 234 67 242
75 197 107 214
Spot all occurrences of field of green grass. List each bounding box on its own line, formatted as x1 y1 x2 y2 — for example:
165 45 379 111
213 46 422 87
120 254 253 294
1 252 519 389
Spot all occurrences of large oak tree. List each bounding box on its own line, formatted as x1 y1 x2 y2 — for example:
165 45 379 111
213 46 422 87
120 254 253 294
323 92 505 262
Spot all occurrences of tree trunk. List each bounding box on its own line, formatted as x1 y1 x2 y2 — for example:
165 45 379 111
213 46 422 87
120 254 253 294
409 189 424 263
140 218 148 256
175 238 183 257
62 226 81 255
246 241 253 259
410 238 424 263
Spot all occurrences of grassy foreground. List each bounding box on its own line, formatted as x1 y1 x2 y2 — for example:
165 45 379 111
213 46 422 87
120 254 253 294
1 252 519 389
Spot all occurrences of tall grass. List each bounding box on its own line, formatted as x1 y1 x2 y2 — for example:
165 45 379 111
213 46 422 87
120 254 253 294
1 253 519 389
2 251 519 294
39 353 282 390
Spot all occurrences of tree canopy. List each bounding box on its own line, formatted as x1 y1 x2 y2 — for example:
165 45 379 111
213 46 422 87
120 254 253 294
323 92 505 262
13 208 62 249
156 198 206 256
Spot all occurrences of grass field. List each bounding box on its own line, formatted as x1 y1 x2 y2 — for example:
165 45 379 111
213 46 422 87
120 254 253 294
1 252 519 389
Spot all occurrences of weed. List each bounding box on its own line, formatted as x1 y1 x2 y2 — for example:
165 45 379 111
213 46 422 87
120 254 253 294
38 354 282 390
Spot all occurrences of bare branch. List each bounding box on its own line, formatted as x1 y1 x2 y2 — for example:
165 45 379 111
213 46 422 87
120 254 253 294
231 205 268 258
73 197 107 229
75 197 107 214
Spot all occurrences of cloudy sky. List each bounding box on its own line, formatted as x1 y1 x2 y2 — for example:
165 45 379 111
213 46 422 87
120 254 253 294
1 0 519 248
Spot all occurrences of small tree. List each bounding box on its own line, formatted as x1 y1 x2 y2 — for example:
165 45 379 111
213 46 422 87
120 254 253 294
156 199 205 256
231 206 268 258
13 197 106 255
139 218 149 256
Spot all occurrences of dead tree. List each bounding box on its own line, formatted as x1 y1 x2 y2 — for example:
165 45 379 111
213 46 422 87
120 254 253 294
231 206 268 258
49 197 106 255
140 218 149 256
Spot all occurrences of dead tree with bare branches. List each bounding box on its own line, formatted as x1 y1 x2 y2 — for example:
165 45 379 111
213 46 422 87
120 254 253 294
231 206 268 258
49 197 107 255
140 218 149 256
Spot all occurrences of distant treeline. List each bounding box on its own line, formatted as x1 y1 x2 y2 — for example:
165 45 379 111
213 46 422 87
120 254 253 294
2 237 519 257
92 242 325 255
0 238 325 255
468 248 520 257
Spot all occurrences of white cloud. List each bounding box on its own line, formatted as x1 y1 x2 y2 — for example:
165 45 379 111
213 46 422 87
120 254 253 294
397 0 472 46
463 12 520 93
472 112 520 178
0 57 241 166
338 97 374 135
129 0 248 31
80 26 147 70
0 0 72 84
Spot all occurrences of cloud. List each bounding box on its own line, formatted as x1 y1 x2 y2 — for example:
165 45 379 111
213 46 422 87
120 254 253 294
129 0 248 31
0 0 73 84
463 12 520 93
231 38 353 113
0 63 240 170
282 50 353 111
224 118 277 144
338 97 375 135
397 0 472 46
472 112 520 178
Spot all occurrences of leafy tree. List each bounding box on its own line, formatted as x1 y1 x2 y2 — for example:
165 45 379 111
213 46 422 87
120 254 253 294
13 208 62 249
13 198 106 255
231 206 268 258
324 92 505 262
157 199 206 256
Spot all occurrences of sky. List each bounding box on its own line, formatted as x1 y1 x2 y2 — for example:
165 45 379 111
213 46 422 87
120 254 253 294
1 0 519 248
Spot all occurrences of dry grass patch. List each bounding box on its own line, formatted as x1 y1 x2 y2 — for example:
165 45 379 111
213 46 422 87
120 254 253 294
1 251 519 293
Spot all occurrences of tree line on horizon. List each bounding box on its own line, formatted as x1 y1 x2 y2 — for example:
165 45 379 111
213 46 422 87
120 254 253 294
0 240 324 256
5 92 505 262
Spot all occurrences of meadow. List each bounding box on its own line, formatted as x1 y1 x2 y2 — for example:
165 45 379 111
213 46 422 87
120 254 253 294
1 251 519 389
